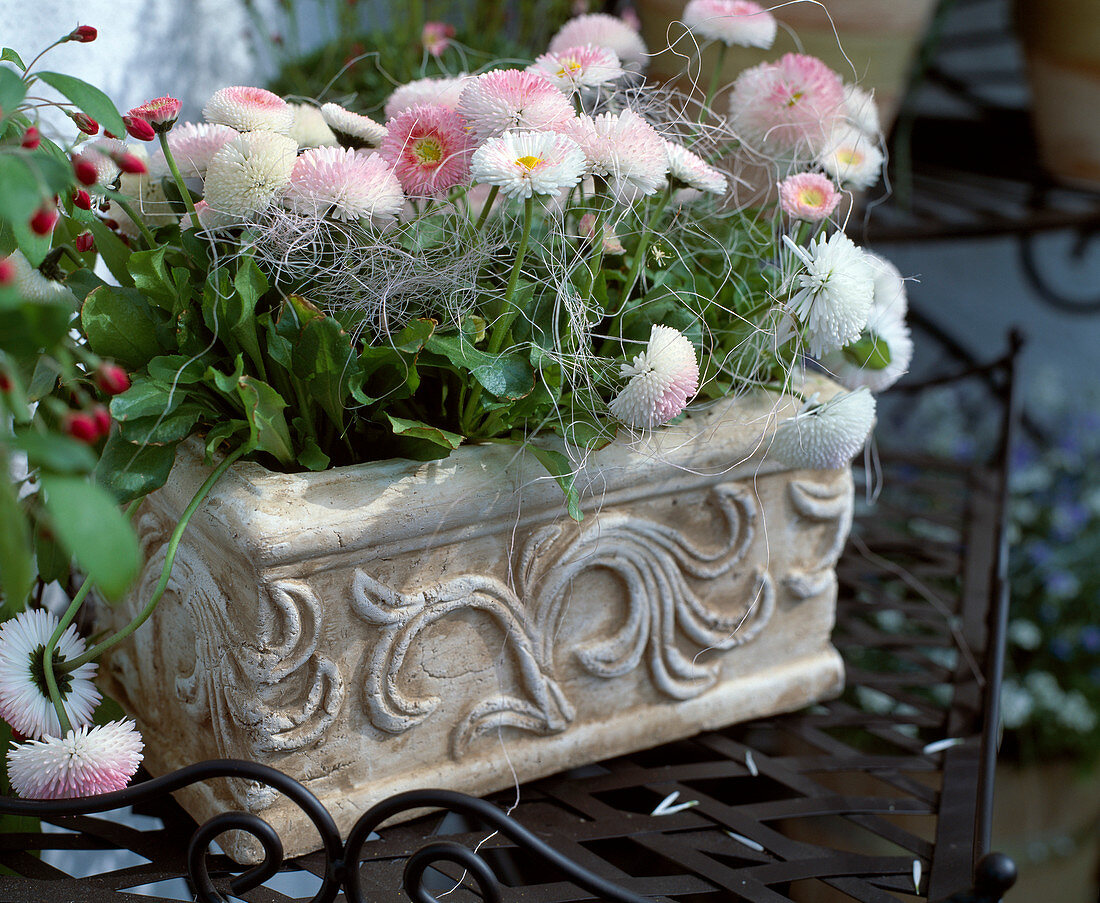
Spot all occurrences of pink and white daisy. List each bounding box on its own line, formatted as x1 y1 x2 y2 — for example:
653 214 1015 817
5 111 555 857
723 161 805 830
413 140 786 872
422 21 455 57
529 44 624 93
457 69 575 143
203 85 294 134
549 13 649 73
285 146 405 225
288 103 338 148
321 102 387 149
664 141 726 194
682 0 777 48
778 172 840 220
843 83 881 136
562 109 669 204
770 387 876 470
383 75 474 120
156 122 238 179
610 324 699 429
203 130 298 218
126 96 182 134
0 609 99 740
7 720 144 799
728 53 846 160
820 125 884 189
378 103 474 197
471 130 586 199
783 231 874 357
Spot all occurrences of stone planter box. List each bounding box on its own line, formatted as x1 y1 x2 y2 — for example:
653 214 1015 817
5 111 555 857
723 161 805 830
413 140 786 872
97 380 851 861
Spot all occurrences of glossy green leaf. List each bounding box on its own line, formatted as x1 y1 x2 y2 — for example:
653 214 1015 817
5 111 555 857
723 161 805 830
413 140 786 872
385 414 463 450
85 219 135 287
81 285 170 370
117 404 203 445
295 314 358 429
426 334 534 400
35 71 126 136
11 429 97 474
34 525 70 586
1 48 26 71
94 433 178 503
237 376 293 464
109 376 183 422
0 67 27 119
129 246 175 307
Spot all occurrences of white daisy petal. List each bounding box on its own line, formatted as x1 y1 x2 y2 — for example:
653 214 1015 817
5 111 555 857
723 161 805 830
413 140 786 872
320 103 387 148
610 324 700 429
7 720 144 799
203 130 298 219
771 387 876 469
470 130 586 200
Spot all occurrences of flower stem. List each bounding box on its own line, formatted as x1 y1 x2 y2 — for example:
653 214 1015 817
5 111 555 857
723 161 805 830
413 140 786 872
700 43 729 123
158 131 201 230
475 185 499 231
58 443 252 673
114 198 158 249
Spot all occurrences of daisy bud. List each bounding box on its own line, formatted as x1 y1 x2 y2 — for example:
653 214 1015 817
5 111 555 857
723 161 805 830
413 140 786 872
70 111 99 135
21 126 40 150
72 189 92 210
68 25 98 43
0 257 15 287
113 151 148 175
29 206 59 236
610 325 699 430
74 231 95 253
127 96 182 134
123 114 156 142
94 362 130 395
64 411 100 443
91 405 111 436
421 21 455 58
72 154 99 186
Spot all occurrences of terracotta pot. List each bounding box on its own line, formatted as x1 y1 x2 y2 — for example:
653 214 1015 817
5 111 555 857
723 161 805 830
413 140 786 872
1018 0 1100 188
97 379 851 862
637 0 939 133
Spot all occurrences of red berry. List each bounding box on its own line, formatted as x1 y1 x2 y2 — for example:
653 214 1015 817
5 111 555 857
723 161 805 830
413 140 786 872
64 411 100 443
94 362 130 395
123 115 155 142
0 257 14 287
21 126 40 150
72 154 98 186
69 25 97 42
72 189 92 210
91 405 112 437
75 231 95 253
29 206 59 236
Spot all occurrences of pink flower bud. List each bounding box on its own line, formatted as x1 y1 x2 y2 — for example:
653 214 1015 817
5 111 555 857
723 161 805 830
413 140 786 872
112 152 147 175
94 362 130 395
72 154 98 186
72 189 92 210
0 256 15 287
75 231 95 253
69 25 97 43
91 405 112 437
421 21 455 58
21 126 40 150
29 206 59 236
127 96 182 134
64 411 100 443
123 114 156 142
71 112 99 135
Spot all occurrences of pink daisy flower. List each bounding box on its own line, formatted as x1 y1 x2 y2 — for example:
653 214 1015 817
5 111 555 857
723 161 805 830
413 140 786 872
458 69 575 143
127 96 182 134
728 53 846 160
529 44 624 93
421 21 455 57
378 104 474 197
664 141 726 194
682 0 777 48
562 109 669 204
7 720 144 799
156 122 238 178
285 146 405 224
321 103 387 149
778 172 840 220
383 75 473 120
203 85 294 134
549 13 649 72
470 130 586 199
610 324 699 429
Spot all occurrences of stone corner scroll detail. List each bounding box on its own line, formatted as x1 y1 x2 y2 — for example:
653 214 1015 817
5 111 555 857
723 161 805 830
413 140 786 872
350 481 776 757
784 472 855 600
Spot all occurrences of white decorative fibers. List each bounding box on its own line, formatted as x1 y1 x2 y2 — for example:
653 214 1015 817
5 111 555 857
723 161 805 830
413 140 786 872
664 141 726 194
285 147 405 225
8 720 144 799
682 0 777 48
0 609 99 740
562 110 669 205
610 324 699 429
549 13 649 72
287 103 339 148
203 130 298 218
203 86 293 134
320 103 387 148
783 232 874 358
820 125 884 190
470 130 586 199
770 387 876 469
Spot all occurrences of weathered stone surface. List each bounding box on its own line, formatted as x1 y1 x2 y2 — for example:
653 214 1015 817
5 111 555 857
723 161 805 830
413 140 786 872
96 381 850 862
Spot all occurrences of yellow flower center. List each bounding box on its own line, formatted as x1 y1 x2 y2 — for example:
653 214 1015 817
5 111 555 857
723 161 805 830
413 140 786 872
557 58 582 78
412 135 444 167
515 155 544 172
835 148 864 167
797 187 825 208
786 90 804 107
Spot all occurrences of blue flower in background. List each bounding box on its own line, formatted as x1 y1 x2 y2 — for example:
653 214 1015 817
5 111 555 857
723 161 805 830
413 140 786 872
1052 500 1090 542
1050 637 1074 661
1081 626 1100 656
1044 570 1081 600
1026 541 1054 569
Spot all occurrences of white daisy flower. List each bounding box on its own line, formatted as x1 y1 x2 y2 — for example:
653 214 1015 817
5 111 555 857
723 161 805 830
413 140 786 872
287 103 339 149
562 109 670 205
150 122 238 180
843 83 881 136
824 305 913 393
284 146 405 225
7 251 76 306
529 44 625 93
821 125 884 190
0 609 100 740
470 130 586 199
383 74 474 119
783 232 874 357
549 13 649 73
7 720 144 799
664 141 726 194
610 324 700 429
865 251 909 320
682 0 777 48
770 387 876 470
203 85 293 134
203 130 298 218
320 103 387 149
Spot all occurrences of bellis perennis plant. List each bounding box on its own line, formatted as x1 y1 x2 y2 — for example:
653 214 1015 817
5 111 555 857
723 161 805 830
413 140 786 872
2 11 911 801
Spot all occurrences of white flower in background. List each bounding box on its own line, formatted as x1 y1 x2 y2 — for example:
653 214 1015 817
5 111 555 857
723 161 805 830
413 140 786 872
287 103 339 148
203 85 293 134
285 146 405 225
865 251 909 320
823 304 913 393
0 609 100 740
562 109 669 204
470 130 586 199
6 251 76 306
783 232 874 357
7 720 144 799
1059 691 1098 733
84 138 126 188
682 0 777 48
106 145 179 237
529 44 625 93
156 122 239 179
610 324 700 429
770 387 876 470
821 125 884 190
664 141 727 194
383 74 474 119
320 103 387 148
549 13 649 72
843 83 881 136
999 678 1034 730
203 130 298 218
1008 619 1043 650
